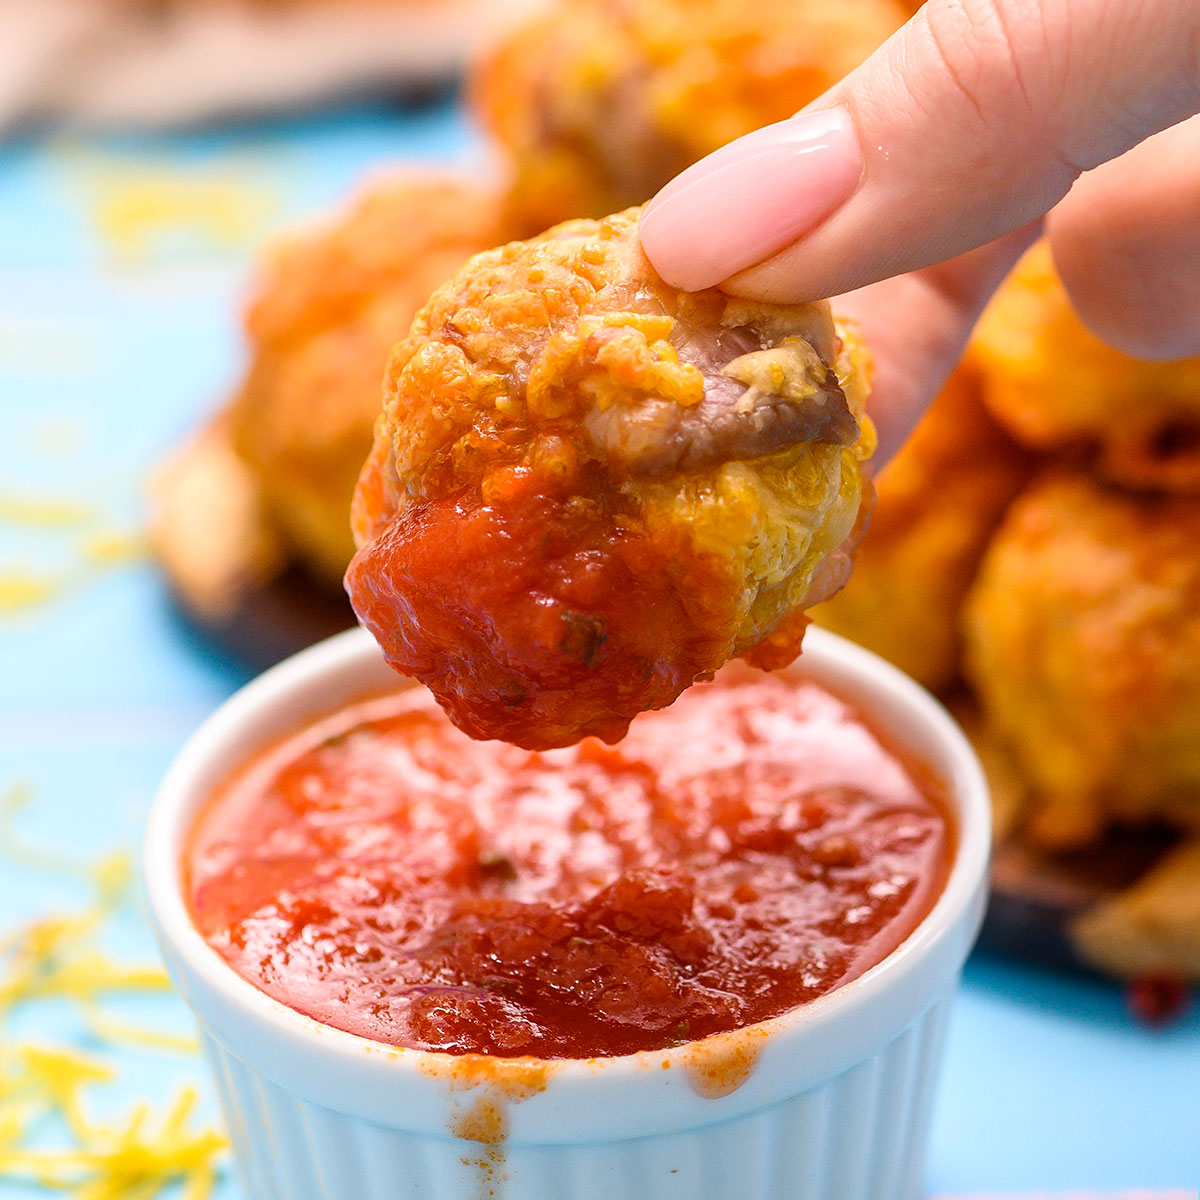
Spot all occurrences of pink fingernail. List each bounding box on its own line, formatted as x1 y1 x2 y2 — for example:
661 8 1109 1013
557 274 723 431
639 107 862 292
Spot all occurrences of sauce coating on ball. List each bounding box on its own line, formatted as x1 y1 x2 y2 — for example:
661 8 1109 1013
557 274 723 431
346 210 874 749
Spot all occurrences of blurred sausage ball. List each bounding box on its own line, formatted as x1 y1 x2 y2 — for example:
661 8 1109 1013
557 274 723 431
975 241 1200 494
471 0 908 234
225 176 509 587
963 471 1200 850
813 361 1029 693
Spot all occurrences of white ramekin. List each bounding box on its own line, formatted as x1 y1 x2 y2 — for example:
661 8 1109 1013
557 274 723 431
145 626 990 1200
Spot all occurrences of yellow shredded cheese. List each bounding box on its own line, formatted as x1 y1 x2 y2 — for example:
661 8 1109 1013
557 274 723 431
71 152 278 261
0 850 168 1015
0 489 93 529
0 1080 224 1198
0 572 64 615
80 530 148 568
1 786 133 894
82 1008 200 1057
0 807 228 1198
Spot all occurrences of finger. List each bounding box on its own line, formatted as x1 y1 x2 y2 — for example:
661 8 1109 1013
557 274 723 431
640 0 1200 302
840 223 1040 466
1047 115 1200 360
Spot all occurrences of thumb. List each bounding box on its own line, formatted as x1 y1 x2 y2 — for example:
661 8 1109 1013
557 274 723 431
639 0 1200 302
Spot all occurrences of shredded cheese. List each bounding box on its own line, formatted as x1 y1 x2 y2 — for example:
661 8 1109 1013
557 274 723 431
0 1078 224 1199
80 530 148 568
2 783 130 883
0 573 64 615
0 847 168 1015
82 1008 200 1056
0 801 228 1198
0 490 93 529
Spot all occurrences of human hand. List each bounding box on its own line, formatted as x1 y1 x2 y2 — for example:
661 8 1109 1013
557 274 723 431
638 0 1200 461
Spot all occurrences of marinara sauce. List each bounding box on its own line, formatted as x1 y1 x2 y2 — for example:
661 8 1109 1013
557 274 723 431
186 671 952 1059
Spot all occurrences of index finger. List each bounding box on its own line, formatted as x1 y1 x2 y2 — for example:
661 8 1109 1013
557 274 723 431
641 0 1200 303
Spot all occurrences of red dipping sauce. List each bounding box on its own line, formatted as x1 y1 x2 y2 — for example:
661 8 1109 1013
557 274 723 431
185 671 952 1059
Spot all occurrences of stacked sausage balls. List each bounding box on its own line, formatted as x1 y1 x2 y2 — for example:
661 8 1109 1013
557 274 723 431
158 0 904 610
813 239 1200 983
155 0 1200 980
471 0 908 233
153 176 510 615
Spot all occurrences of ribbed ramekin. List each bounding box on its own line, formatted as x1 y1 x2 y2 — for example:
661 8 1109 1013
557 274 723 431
145 626 990 1200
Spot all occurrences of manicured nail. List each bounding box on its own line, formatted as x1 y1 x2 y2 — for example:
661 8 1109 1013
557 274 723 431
639 107 862 292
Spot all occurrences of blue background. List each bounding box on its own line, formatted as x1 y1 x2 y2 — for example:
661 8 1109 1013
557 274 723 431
0 96 1196 1197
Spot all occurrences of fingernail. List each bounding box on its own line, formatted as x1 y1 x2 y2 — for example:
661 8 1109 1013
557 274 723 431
639 107 862 292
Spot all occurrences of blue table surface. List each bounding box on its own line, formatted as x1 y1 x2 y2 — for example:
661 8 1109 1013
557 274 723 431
0 96 1196 1198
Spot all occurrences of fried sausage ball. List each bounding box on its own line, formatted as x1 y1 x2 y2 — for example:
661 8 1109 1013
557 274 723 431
962 471 1200 850
813 361 1030 693
347 210 875 749
1071 837 1200 981
226 176 509 586
471 0 908 234
975 241 1200 493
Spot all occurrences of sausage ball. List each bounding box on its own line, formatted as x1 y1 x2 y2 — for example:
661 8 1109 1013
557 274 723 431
471 0 908 234
813 361 1030 693
347 209 875 749
1071 837 1200 982
963 471 1200 850
226 176 509 586
975 241 1200 494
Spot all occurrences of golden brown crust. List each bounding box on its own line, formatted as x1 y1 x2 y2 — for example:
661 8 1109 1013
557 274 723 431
149 416 286 620
814 360 1031 693
348 209 874 747
1072 838 1200 980
963 470 1200 850
946 694 1028 844
470 0 908 233
975 241 1200 494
